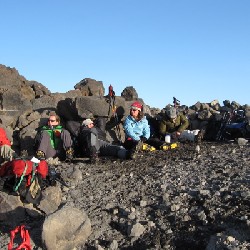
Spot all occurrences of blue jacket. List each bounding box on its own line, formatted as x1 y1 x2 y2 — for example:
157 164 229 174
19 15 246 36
123 115 150 141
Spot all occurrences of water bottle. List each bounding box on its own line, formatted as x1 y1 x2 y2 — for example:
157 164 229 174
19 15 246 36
165 134 171 143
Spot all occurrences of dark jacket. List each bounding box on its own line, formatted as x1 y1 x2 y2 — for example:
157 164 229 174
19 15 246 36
159 113 189 137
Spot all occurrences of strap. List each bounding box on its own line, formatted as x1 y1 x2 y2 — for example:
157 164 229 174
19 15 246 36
31 163 38 183
8 225 31 250
13 161 29 192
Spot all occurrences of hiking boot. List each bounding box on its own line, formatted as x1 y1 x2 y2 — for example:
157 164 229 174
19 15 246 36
160 144 169 150
127 141 144 160
129 149 137 160
142 143 156 151
195 131 202 144
89 146 99 164
160 142 179 150
135 140 144 152
66 147 74 161
90 154 99 164
36 150 45 159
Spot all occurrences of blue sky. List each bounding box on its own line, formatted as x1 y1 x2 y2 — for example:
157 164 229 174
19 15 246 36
1 0 249 109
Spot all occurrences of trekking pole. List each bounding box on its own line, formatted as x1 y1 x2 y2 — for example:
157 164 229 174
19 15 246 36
108 85 122 143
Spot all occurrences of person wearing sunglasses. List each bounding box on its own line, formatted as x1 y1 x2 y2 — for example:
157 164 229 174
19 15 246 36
35 112 73 160
123 101 150 159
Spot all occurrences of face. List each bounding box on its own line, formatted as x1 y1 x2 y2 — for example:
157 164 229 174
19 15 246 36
48 115 59 126
87 122 94 128
170 117 177 122
130 108 139 118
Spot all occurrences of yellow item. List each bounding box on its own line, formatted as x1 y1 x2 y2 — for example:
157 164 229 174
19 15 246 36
160 142 179 150
170 142 178 149
142 143 156 151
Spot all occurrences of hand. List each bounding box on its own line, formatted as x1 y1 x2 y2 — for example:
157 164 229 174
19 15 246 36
176 131 181 137
140 136 147 142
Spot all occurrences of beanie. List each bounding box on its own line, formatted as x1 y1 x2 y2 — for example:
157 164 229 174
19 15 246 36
82 118 94 126
131 101 142 111
166 107 177 119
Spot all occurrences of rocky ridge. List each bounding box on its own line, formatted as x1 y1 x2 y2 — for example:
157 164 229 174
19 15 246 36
0 64 249 249
1 141 249 249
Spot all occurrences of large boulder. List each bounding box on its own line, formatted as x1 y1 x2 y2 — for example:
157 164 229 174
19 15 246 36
74 78 105 96
0 64 34 111
42 206 91 250
121 86 138 101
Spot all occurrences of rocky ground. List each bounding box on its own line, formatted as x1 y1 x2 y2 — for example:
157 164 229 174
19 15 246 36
0 141 250 250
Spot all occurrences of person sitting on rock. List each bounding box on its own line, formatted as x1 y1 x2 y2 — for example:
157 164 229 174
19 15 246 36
79 118 127 163
0 118 17 163
81 113 107 141
159 106 201 143
35 112 74 160
123 101 151 159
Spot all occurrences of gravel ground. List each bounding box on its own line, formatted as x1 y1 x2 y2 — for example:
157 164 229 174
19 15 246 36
0 141 249 249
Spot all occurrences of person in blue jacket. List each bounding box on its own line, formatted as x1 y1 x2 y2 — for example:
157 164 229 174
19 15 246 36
123 101 150 159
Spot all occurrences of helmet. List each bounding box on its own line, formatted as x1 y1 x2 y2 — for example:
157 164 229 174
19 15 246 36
166 106 177 119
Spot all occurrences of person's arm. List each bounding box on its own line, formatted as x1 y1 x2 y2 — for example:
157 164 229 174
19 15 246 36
90 127 98 136
142 118 150 140
159 120 167 138
177 114 189 133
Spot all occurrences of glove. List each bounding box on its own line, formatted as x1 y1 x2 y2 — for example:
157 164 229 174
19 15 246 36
140 136 147 142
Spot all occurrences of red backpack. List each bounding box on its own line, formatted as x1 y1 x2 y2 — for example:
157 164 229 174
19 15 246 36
0 159 48 178
0 158 48 204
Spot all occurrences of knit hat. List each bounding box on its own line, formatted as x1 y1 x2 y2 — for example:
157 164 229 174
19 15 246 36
166 107 177 119
131 101 142 111
82 118 94 126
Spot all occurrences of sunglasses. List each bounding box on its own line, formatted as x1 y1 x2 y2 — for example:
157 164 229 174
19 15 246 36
131 109 138 112
49 119 56 122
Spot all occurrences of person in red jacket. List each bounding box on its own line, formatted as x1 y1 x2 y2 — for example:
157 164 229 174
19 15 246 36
0 119 16 163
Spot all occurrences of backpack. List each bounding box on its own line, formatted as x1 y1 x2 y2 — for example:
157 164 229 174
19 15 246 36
0 158 48 204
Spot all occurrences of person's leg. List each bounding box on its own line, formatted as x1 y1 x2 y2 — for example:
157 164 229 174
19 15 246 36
37 131 56 159
123 139 142 159
179 129 200 142
147 137 164 149
79 130 100 162
99 140 127 159
60 130 74 160
61 130 73 150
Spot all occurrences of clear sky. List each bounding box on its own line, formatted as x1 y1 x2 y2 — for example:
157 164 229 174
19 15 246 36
1 0 249 109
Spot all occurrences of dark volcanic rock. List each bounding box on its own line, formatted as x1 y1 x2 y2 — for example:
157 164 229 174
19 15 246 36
0 64 250 249
1 142 248 249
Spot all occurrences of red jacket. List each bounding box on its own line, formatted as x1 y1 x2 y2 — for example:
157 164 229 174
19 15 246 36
0 128 11 146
